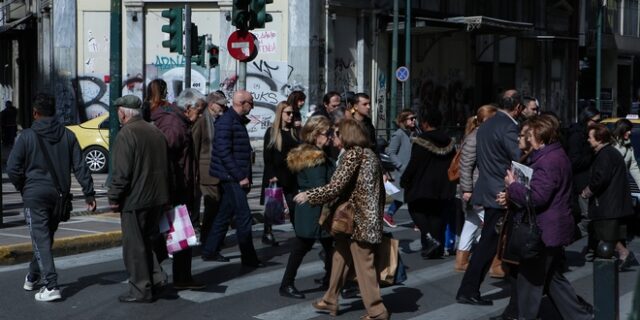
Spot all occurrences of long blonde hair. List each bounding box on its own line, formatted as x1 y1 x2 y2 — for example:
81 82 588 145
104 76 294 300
268 101 297 151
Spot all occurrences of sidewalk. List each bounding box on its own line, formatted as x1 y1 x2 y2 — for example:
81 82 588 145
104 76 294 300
0 182 267 266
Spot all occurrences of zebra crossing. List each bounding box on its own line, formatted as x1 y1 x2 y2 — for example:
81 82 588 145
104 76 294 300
0 224 636 320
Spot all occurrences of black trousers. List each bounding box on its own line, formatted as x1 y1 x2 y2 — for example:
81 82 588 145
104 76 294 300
408 199 448 255
199 184 221 245
456 207 504 297
281 236 334 286
517 247 592 320
121 206 167 299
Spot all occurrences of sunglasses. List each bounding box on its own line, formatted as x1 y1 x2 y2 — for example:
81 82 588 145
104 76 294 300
283 111 293 115
407 117 416 121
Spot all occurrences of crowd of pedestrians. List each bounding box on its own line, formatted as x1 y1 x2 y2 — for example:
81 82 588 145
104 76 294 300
6 83 639 320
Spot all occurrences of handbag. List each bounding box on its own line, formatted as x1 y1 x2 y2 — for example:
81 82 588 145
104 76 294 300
330 201 355 236
447 147 462 182
376 235 400 286
263 182 287 225
159 204 198 255
504 190 545 262
36 134 73 222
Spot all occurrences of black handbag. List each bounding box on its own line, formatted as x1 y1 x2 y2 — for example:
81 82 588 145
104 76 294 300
36 134 73 222
505 190 544 261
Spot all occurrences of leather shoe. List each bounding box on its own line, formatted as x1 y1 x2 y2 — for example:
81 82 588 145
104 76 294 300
262 233 279 246
242 259 265 268
312 299 338 317
173 280 206 290
279 285 305 299
202 253 230 262
118 294 153 303
456 294 493 306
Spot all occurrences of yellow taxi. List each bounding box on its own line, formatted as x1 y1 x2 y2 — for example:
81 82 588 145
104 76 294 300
66 113 110 173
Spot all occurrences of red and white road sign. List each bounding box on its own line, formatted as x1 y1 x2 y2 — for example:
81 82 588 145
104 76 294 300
227 30 259 62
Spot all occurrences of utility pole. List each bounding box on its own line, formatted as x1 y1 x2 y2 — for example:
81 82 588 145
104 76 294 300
184 4 191 89
108 0 122 177
595 0 605 111
404 0 411 111
389 0 399 129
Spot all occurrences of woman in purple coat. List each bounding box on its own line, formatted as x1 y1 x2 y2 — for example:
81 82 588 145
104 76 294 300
500 115 593 320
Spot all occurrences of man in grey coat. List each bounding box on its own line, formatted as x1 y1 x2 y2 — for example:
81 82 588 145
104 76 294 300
108 95 171 303
456 90 522 305
7 93 96 302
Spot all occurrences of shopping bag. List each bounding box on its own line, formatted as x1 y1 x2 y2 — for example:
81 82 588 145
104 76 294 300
376 235 400 286
159 204 198 255
264 182 287 225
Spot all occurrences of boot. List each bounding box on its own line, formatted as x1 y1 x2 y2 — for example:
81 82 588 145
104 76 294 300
454 250 470 272
488 256 505 278
262 223 279 246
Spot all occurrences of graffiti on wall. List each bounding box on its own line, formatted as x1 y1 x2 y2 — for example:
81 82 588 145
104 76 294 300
219 59 308 139
377 73 386 123
334 58 357 93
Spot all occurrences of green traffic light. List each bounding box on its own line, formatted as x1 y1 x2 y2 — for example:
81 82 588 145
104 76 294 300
161 7 183 54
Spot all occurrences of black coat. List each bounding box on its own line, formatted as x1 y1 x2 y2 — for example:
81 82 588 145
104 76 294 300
567 123 595 191
260 127 300 204
587 144 634 220
401 129 456 202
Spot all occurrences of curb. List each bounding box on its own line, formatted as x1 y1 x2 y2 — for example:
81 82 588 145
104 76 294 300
0 230 122 266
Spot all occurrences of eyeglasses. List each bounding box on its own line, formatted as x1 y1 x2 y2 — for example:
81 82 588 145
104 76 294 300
407 117 416 121
242 101 254 107
283 111 293 115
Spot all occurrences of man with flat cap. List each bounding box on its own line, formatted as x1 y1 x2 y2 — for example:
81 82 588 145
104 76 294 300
108 95 171 303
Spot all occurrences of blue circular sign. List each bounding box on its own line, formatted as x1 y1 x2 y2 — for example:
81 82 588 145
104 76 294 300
396 66 410 82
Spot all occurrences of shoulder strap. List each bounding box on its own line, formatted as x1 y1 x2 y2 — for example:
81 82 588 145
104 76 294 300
35 134 64 194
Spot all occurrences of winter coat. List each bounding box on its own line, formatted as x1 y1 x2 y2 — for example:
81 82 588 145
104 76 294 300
401 129 456 203
192 112 220 186
507 143 575 247
108 118 170 211
260 127 300 204
613 139 640 187
386 128 418 201
150 104 197 208
471 111 521 209
7 117 95 209
307 146 385 244
566 123 595 191
586 144 634 221
287 144 335 239
459 128 479 193
210 108 253 183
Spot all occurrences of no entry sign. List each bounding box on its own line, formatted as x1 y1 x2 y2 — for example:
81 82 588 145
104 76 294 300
227 30 259 62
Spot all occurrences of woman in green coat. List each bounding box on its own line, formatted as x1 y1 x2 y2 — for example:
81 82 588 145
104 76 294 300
278 115 335 299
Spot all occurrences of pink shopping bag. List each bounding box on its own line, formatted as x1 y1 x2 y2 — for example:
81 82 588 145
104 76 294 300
159 204 198 255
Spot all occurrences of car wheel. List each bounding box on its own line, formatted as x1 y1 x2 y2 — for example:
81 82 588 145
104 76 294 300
84 146 108 173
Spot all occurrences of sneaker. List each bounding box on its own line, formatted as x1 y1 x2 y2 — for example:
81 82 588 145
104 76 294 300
23 274 39 291
421 235 442 258
383 214 397 228
34 287 62 302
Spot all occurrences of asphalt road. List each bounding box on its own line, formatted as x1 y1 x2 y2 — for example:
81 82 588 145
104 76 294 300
0 219 637 320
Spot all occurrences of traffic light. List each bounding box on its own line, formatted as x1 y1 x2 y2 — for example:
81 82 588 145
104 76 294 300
193 35 206 67
161 7 183 54
208 44 220 68
232 0 251 30
249 0 273 29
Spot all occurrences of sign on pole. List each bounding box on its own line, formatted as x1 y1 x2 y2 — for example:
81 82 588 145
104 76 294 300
395 66 409 82
227 30 258 62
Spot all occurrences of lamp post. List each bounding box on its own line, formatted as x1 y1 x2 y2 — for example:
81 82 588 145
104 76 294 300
595 0 605 111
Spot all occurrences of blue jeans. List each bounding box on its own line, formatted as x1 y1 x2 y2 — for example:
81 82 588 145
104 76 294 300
202 182 258 262
25 207 60 289
386 200 403 216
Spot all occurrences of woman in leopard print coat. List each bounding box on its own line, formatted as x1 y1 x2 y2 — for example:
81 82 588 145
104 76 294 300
294 119 388 319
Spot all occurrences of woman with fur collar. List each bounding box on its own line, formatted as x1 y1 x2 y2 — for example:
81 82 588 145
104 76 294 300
278 115 335 299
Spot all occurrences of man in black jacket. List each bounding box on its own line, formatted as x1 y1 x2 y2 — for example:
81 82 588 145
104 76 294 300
7 93 96 302
455 90 522 306
108 95 171 303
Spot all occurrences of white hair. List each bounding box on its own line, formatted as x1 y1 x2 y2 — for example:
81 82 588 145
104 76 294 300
175 88 206 110
120 107 141 118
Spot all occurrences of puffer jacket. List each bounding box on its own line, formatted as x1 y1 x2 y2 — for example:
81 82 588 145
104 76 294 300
210 107 253 182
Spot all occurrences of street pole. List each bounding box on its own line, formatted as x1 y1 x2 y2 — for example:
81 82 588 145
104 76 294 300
108 0 122 178
238 61 247 90
596 0 604 111
404 0 411 110
184 4 191 89
389 0 399 129
205 35 212 94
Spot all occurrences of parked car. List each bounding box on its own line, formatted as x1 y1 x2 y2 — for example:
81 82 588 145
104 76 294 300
66 113 110 173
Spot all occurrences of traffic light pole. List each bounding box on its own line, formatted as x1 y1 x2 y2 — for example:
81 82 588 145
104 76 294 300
108 0 122 179
184 4 191 89
238 62 247 90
